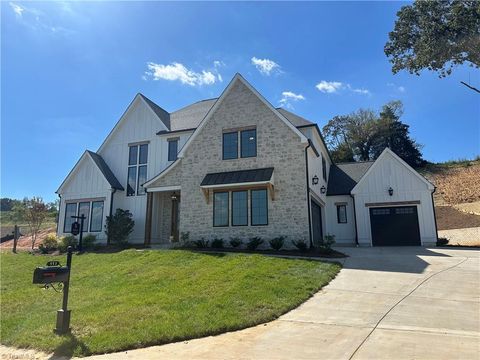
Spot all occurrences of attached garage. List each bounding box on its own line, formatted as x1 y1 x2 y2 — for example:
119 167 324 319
369 206 421 246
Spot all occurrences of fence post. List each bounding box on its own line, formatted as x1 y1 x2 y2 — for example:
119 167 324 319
13 225 19 253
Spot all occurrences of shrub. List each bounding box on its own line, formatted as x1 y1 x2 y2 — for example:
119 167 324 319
229 237 242 248
292 239 309 252
105 209 135 246
211 238 224 248
246 237 264 251
58 235 78 253
269 236 285 251
319 233 336 254
193 238 209 248
39 234 58 254
437 237 449 246
82 234 97 250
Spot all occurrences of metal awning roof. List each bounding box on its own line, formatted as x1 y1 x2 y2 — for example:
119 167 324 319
200 167 274 188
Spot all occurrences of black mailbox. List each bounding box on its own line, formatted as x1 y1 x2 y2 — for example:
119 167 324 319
33 266 70 284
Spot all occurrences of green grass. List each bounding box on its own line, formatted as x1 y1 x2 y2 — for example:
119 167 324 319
0 250 340 357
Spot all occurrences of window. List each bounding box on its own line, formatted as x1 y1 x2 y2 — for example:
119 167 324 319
251 189 268 225
241 129 256 158
168 139 178 161
64 203 77 232
232 191 248 226
337 204 347 223
213 192 229 226
127 143 148 196
63 200 105 233
322 155 327 181
90 201 104 232
78 202 90 231
223 132 238 160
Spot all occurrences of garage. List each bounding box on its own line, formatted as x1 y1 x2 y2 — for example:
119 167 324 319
370 206 421 246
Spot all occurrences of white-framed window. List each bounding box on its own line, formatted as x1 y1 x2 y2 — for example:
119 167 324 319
127 143 148 196
337 204 347 223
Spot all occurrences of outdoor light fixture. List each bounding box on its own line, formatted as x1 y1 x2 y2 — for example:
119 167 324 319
388 187 394 196
320 185 327 194
171 192 178 201
312 175 319 185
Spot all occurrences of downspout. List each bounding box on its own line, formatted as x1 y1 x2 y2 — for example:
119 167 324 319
350 194 359 246
305 141 313 248
56 194 62 235
431 187 439 245
107 188 116 245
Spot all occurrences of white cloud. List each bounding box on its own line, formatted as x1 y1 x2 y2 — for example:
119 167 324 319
145 62 219 86
316 81 371 96
279 91 305 109
9 2 24 16
251 57 281 76
387 82 406 93
316 81 344 93
398 86 406 93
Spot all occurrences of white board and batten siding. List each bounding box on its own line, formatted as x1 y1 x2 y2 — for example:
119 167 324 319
57 155 112 242
351 150 436 246
97 98 191 243
325 195 356 245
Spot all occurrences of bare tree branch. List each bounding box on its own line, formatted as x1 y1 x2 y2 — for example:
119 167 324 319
460 81 480 94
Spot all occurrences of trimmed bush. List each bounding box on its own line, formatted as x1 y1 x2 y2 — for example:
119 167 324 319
437 237 449 246
229 237 242 248
269 236 285 251
82 234 97 250
292 239 309 252
105 209 135 246
58 235 78 253
39 234 58 254
246 237 264 251
193 238 209 248
319 234 336 254
211 238 224 248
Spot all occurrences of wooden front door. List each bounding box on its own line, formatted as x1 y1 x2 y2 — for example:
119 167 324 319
311 200 323 247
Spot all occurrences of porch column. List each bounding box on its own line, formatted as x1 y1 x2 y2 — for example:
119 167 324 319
144 191 153 246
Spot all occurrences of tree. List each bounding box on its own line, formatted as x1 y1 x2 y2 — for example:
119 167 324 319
322 101 425 167
13 197 48 250
1 198 21 211
385 1 480 92
105 209 135 246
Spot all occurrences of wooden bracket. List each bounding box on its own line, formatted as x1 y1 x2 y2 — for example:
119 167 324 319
268 183 275 201
202 188 209 204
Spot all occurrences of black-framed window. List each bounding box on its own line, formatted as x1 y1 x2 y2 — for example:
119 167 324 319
213 192 229 226
90 201 104 232
241 129 257 158
168 139 178 161
78 202 90 231
232 191 248 226
251 189 268 225
337 204 347 224
64 203 77 233
223 132 238 160
322 155 327 181
127 143 148 196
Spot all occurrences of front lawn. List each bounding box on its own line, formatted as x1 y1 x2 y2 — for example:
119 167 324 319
1 250 340 357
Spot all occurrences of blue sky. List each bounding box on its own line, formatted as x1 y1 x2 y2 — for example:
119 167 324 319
2 1 479 202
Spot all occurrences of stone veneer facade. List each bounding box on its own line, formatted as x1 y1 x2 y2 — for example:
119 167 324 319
149 80 310 246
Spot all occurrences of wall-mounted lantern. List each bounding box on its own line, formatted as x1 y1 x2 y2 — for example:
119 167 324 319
312 175 319 185
388 187 394 196
320 185 326 194
171 192 178 201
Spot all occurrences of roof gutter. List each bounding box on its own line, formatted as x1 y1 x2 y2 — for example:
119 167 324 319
350 194 359 246
107 188 116 245
305 143 313 248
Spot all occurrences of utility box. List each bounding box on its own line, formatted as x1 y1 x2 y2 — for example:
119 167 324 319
33 266 70 284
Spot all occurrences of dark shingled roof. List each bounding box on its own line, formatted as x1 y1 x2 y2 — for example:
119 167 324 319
140 94 171 129
327 161 374 195
87 151 124 191
201 168 274 187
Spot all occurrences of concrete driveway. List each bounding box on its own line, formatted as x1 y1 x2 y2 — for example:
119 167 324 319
86 247 480 360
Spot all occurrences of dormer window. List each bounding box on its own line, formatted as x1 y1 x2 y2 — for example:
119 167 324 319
127 143 148 196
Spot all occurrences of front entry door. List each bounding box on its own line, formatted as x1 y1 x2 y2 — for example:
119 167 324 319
311 200 323 247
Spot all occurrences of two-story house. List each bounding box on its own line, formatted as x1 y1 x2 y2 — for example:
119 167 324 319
56 74 438 247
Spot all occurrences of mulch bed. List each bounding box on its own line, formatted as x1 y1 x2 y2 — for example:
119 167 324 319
190 247 348 258
435 206 480 230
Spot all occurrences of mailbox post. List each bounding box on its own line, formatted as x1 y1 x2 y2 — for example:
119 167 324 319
32 246 73 334
70 214 85 252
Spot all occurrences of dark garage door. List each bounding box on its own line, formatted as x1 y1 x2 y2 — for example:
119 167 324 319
370 206 421 246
